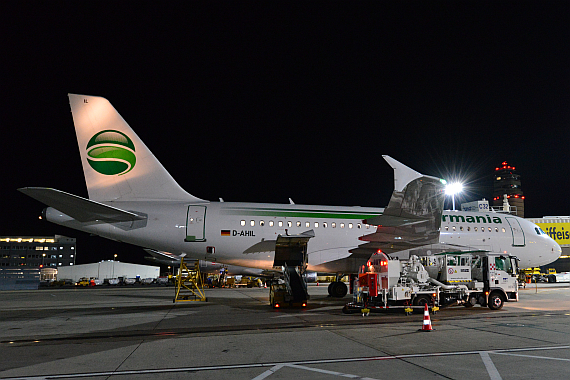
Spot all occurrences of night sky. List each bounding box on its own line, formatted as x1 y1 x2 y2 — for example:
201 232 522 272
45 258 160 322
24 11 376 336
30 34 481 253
2 1 569 266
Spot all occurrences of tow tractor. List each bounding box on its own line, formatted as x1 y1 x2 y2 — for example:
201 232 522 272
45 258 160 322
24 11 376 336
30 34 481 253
343 251 519 314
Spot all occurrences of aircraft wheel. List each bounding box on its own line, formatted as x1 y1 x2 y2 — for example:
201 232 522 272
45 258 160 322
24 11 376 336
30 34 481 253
329 281 348 298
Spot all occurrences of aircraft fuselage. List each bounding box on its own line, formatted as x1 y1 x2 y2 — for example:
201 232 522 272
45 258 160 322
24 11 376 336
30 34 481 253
46 202 561 272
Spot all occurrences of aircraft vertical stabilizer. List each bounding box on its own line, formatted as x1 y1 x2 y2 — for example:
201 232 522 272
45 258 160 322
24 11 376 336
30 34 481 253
68 94 205 202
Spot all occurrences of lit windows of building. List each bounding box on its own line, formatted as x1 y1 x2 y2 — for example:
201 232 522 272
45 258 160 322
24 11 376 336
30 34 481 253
0 235 76 269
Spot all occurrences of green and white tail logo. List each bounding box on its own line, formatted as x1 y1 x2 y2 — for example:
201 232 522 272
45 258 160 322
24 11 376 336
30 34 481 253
86 130 136 176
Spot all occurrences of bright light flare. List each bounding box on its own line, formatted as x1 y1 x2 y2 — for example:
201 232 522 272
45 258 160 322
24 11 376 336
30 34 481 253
445 182 464 196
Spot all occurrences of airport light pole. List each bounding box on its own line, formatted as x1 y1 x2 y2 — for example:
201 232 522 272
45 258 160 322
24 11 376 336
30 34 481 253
445 182 463 210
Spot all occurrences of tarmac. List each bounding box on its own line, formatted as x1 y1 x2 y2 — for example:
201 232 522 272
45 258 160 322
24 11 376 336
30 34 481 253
1 282 569 380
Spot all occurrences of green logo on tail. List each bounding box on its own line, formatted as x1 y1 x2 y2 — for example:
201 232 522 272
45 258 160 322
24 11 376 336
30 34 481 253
86 130 136 176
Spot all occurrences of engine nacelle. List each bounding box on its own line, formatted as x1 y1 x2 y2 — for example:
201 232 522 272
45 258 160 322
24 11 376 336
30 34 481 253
304 271 318 283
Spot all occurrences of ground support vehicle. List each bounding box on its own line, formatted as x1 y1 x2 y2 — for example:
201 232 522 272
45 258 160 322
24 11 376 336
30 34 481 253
156 276 170 285
268 232 312 308
269 279 307 308
343 251 519 314
75 277 90 286
548 272 570 283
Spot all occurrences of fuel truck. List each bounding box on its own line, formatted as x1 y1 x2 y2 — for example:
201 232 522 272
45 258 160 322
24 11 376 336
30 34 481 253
343 251 519 314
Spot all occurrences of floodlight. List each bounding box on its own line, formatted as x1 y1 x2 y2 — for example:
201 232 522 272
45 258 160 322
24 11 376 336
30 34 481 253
445 182 463 196
445 182 463 210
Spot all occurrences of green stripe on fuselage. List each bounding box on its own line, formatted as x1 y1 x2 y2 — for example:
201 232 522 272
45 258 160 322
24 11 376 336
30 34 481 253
220 207 379 220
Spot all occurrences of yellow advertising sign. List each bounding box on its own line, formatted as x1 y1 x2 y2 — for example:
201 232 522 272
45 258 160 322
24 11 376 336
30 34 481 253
535 223 570 246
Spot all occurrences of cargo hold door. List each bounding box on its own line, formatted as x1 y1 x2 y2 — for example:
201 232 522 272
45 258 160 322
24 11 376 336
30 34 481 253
185 205 206 242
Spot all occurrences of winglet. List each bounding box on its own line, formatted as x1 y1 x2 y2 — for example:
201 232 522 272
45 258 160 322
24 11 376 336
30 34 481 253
382 156 423 192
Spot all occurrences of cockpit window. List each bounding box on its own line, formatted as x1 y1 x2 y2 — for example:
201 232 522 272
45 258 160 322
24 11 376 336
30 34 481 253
535 227 547 235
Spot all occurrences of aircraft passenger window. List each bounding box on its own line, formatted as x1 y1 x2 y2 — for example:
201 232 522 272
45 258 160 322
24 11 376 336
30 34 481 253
474 227 478 232
260 221 265 226
445 226 449 231
502 227 506 233
250 220 255 227
357 224 362 229
296 221 301 227
340 223 345 229
332 222 336 228
287 221 292 228
269 221 274 227
278 221 283 227
323 222 328 228
467 227 471 231
306 222 310 228
241 220 246 226
488 227 492 232
495 228 498 232
349 223 353 229
314 222 319 228
452 226 456 231
460 226 463 231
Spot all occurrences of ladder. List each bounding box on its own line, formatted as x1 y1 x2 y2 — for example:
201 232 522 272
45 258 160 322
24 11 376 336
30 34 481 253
173 257 207 303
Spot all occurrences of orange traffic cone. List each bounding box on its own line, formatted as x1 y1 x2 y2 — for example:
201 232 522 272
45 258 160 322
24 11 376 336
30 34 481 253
419 303 434 332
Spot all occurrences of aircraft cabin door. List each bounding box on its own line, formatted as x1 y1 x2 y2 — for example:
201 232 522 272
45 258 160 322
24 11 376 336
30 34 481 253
505 217 525 247
185 205 206 242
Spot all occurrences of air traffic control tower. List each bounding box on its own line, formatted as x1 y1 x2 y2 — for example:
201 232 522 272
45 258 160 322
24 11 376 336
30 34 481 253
492 161 524 217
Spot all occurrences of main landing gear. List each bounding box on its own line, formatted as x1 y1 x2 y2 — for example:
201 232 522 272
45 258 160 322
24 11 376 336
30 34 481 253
328 274 348 298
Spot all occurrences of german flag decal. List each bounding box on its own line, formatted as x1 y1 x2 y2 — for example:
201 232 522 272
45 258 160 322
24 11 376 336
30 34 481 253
221 230 231 236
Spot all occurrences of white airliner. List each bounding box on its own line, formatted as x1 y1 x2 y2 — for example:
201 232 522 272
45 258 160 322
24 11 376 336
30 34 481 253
19 94 561 298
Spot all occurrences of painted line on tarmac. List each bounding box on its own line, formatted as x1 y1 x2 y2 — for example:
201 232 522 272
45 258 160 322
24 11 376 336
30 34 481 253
479 352 502 380
250 364 285 380
492 352 570 362
286 363 379 379
4 345 569 380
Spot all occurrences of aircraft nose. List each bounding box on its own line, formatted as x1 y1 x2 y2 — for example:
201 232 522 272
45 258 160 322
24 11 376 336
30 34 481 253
551 240 562 262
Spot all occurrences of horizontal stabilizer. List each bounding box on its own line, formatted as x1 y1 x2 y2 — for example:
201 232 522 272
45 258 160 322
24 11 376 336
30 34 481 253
18 187 146 223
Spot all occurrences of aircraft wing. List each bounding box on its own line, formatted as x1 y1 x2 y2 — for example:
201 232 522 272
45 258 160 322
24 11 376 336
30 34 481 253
18 187 146 223
144 248 181 264
351 156 446 257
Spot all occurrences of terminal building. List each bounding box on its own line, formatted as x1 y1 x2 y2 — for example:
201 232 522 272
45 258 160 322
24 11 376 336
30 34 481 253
0 235 76 269
0 235 76 290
